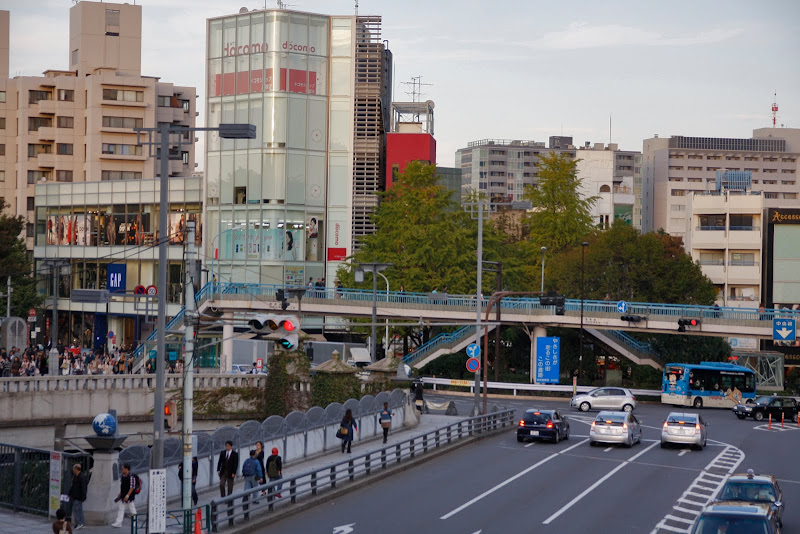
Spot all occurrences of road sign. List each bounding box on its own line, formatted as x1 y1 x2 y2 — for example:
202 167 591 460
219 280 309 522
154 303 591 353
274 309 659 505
536 336 561 384
134 285 146 295
148 469 167 533
49 452 61 518
108 331 114 338
146 285 158 296
28 308 36 317
617 301 628 313
466 357 480 373
256 358 263 370
773 318 796 341
466 343 481 358
27 316 36 322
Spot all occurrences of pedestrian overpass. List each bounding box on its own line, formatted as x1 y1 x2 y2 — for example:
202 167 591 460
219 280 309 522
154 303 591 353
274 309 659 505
132 283 791 372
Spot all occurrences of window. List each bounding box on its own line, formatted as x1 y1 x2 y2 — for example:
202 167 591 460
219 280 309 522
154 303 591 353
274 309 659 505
101 170 142 181
706 155 721 160
730 252 755 266
26 223 34 238
57 89 74 102
0 171 4 182
0 117 5 129
57 143 74 155
28 117 52 131
688 166 703 171
699 215 725 229
671 204 686 212
0 144 4 156
729 214 754 230
102 89 144 102
57 116 74 128
765 192 779 199
101 143 142 156
782 169 796 174
26 197 34 211
182 151 189 164
785 193 798 200
28 144 51 157
181 99 190 112
0 91 5 103
157 95 173 107
56 170 73 182
71 49 78 65
27 170 49 183
699 252 724 265
105 9 120 36
671 189 686 196
763 168 777 173
29 90 52 104
102 116 143 129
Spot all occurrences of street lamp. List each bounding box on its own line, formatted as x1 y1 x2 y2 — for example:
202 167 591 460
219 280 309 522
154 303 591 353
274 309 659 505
540 246 547 293
376 272 390 352
578 241 588 383
354 261 392 361
134 122 255 511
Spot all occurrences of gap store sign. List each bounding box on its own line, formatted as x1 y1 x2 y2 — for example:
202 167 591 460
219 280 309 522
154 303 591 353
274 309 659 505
107 264 127 294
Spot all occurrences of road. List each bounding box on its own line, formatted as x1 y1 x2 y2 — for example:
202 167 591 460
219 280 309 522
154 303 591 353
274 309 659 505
258 394 800 534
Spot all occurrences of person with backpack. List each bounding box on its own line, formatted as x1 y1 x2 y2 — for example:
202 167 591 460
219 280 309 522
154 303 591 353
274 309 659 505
67 464 88 529
52 508 73 534
241 449 263 507
379 402 392 444
111 464 139 528
265 447 283 502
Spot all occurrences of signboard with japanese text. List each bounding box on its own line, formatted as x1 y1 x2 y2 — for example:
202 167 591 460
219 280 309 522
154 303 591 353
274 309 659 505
536 337 560 384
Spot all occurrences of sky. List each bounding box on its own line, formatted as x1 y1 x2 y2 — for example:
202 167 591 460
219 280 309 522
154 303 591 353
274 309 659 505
5 0 800 168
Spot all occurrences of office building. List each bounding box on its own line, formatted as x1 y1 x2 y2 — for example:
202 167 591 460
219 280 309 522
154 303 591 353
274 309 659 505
0 1 198 349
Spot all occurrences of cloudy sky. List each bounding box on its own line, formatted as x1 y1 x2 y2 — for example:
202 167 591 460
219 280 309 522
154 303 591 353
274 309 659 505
5 0 799 167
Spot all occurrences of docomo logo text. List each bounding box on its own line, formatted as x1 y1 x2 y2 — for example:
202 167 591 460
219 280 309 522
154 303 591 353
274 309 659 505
223 41 270 57
334 223 340 246
283 41 316 53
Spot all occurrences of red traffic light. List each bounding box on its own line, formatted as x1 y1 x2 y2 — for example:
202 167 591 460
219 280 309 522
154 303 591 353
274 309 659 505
164 404 172 415
283 319 296 332
689 319 698 326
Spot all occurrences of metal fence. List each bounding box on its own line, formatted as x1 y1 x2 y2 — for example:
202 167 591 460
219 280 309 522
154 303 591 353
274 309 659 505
130 504 210 534
0 443 91 515
208 409 517 531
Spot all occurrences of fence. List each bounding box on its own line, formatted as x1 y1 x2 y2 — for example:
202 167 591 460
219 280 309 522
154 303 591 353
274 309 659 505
0 373 266 394
208 409 517 531
0 442 91 515
130 504 210 534
118 389 409 504
421 377 662 398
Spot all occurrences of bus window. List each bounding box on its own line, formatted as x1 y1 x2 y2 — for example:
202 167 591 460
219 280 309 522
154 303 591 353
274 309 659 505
744 374 755 393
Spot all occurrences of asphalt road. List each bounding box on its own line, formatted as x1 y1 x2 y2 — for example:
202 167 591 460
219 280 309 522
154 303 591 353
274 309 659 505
258 394 800 534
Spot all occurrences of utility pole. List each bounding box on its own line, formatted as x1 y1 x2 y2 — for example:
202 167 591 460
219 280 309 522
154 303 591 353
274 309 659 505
5 276 11 318
182 221 196 509
474 199 483 415
45 260 68 374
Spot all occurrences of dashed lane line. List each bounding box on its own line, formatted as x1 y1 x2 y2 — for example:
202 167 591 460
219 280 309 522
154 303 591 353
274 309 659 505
650 444 745 534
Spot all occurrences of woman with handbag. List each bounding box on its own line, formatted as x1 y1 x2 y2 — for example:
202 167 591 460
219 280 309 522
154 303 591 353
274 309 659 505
338 409 358 453
379 402 392 444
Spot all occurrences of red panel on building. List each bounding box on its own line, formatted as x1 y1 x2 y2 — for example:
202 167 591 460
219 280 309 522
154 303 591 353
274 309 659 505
386 133 437 188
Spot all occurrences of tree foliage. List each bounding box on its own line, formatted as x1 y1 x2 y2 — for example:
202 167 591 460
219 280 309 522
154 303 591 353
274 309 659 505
0 204 42 317
522 152 597 253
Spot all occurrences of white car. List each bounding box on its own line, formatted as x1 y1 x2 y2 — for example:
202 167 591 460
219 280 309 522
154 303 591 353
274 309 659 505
229 364 253 374
571 387 637 412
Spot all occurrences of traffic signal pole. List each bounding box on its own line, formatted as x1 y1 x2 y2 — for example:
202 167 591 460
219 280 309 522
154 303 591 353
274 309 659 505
182 221 196 509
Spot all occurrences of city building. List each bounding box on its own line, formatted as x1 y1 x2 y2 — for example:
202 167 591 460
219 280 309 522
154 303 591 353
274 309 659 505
0 1 199 349
642 128 800 238
386 100 435 189
764 207 800 365
574 142 642 229
203 8 391 288
456 137 577 203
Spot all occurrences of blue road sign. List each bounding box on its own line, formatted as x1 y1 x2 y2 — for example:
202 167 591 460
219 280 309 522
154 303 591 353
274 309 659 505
536 337 560 384
773 318 796 341
466 343 481 358
617 301 628 314
466 357 481 373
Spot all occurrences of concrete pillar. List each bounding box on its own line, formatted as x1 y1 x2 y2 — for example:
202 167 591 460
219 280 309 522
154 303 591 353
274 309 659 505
530 326 547 384
83 449 120 525
221 312 233 373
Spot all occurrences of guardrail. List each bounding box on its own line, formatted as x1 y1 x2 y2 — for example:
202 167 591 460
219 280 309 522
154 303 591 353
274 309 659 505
420 377 662 398
0 373 266 393
131 504 210 534
403 325 474 365
208 409 516 531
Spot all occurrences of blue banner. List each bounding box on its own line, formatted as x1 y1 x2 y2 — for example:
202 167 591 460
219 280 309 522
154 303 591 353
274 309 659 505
107 264 127 294
536 336 560 384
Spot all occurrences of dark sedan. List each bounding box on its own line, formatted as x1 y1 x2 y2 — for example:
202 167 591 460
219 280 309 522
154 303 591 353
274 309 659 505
517 409 570 443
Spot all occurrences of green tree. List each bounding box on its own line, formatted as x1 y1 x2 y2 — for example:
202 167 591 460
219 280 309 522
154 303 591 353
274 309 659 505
522 152 597 253
0 205 42 317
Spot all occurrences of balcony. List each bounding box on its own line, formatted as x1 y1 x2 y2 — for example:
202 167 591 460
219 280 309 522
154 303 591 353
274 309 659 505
726 295 760 308
728 226 762 248
728 261 761 284
37 127 56 141
37 153 56 167
698 262 725 283
37 100 57 114
692 226 726 249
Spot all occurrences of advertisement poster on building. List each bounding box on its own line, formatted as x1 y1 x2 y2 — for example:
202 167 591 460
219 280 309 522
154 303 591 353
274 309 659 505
75 215 91 245
247 228 260 259
261 228 279 260
232 228 246 259
285 266 305 286
49 451 61 517
281 228 304 261
306 216 322 261
168 213 186 244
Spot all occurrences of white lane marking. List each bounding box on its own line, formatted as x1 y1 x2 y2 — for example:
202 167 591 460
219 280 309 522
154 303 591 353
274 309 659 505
678 450 688 457
333 524 356 534
603 447 613 452
524 442 536 448
440 439 589 520
543 441 660 525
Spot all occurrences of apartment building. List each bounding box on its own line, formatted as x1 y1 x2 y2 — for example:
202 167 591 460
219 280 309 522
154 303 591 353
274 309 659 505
0 1 198 350
642 128 800 237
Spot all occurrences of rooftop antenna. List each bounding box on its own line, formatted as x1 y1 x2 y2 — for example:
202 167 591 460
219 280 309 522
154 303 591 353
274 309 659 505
609 112 612 144
402 76 432 103
355 0 358 15
772 91 779 127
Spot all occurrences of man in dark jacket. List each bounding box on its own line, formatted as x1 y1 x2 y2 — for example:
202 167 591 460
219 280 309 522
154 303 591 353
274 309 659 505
178 457 199 506
67 464 88 529
216 441 238 497
111 464 137 528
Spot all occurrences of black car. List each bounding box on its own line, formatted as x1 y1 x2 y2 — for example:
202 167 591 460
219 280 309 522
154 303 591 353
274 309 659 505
733 396 799 422
517 409 570 443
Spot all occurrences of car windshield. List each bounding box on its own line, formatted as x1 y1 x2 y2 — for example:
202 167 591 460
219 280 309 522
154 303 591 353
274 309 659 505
719 483 777 503
754 396 772 405
693 515 769 534
524 413 551 424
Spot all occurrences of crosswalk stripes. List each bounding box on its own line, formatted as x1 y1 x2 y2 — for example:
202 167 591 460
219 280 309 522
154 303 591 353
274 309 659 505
650 445 745 534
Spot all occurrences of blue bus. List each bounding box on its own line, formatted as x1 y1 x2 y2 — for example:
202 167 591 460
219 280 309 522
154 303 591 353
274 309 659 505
661 361 756 409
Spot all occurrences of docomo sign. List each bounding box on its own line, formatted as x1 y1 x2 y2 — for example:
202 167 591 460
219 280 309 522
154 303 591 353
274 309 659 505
223 40 316 57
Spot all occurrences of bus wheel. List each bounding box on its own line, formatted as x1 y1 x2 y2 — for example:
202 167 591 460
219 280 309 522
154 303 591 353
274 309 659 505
692 397 703 409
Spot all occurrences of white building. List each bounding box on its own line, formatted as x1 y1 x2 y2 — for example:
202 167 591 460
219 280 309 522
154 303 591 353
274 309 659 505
575 142 642 229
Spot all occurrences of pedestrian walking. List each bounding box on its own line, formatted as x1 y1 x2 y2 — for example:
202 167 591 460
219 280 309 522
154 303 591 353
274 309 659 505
255 441 267 497
67 464 88 529
379 402 392 444
338 409 358 454
265 447 283 501
216 440 238 497
111 464 139 528
178 456 199 506
241 450 263 508
52 508 73 534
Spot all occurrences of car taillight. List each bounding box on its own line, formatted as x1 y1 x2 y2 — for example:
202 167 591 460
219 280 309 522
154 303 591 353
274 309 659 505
546 422 554 429
519 419 525 427
632 395 636 400
695 423 701 433
663 422 668 429
591 421 596 428
623 423 628 430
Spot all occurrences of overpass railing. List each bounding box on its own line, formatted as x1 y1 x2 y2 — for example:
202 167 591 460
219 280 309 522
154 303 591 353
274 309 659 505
207 409 516 531
402 325 475 365
421 377 662 398
0 373 266 394
131 308 186 371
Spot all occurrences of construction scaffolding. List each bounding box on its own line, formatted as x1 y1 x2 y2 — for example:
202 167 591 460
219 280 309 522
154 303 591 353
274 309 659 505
735 350 785 390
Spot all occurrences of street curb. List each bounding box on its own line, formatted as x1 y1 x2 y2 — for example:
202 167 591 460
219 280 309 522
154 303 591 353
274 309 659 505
216 424 511 533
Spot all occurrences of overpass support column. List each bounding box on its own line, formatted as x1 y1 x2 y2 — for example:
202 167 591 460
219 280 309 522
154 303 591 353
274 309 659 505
221 312 234 373
530 326 547 384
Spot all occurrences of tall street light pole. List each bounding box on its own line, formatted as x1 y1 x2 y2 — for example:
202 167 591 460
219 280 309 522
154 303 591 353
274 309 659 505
540 246 547 292
474 199 484 415
579 241 588 383
354 261 392 361
376 272 390 352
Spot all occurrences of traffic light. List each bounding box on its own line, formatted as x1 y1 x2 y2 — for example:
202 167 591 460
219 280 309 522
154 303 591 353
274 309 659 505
164 401 177 430
275 289 289 310
621 314 644 323
539 292 566 315
555 297 566 316
677 318 701 332
248 314 300 350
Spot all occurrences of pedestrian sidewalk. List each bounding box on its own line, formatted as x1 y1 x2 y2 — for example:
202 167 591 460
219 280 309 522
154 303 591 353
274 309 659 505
0 413 465 534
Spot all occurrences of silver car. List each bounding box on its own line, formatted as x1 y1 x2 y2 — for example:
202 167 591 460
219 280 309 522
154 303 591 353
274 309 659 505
589 411 643 447
661 412 708 450
571 387 637 412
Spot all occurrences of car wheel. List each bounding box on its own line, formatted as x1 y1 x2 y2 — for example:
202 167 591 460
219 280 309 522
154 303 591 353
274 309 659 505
565 427 570 440
622 404 633 413
754 411 764 421
554 431 560 444
580 402 591 412
589 440 597 447
625 435 633 448
517 435 524 442
660 441 667 449
794 413 799 424
736 413 746 420
693 397 703 409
